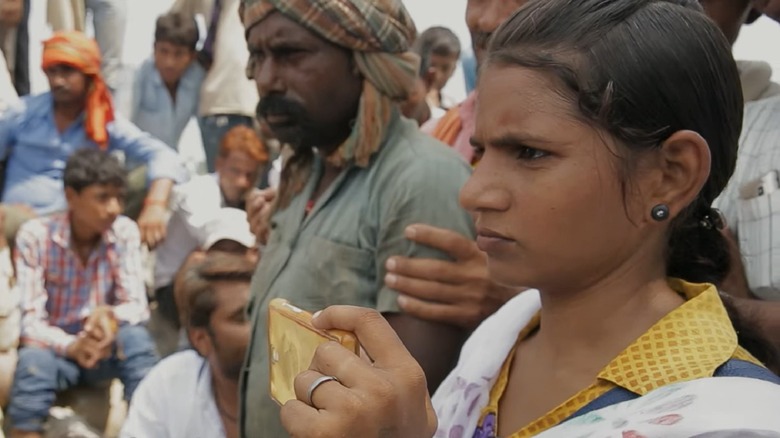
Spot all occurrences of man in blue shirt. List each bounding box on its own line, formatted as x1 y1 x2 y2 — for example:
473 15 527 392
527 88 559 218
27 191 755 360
0 31 187 248
118 12 206 153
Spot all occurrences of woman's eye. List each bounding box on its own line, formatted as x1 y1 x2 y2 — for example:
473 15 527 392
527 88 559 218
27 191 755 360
516 146 548 160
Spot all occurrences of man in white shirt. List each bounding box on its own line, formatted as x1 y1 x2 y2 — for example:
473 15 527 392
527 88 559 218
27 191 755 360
153 125 267 330
121 252 253 438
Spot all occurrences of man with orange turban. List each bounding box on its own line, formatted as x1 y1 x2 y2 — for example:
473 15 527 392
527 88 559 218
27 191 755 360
0 31 187 248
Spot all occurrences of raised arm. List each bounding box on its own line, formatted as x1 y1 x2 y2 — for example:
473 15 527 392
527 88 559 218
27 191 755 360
107 117 187 247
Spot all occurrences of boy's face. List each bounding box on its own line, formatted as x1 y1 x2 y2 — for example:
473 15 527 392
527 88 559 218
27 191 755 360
65 183 125 237
153 41 196 86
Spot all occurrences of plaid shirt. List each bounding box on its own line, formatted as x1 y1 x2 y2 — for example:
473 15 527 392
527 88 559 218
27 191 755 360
15 213 149 356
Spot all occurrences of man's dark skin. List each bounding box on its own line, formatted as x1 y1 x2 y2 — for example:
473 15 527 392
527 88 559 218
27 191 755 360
247 11 466 391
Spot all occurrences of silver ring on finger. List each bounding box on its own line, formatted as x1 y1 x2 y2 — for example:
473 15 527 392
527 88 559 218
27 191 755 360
306 375 340 409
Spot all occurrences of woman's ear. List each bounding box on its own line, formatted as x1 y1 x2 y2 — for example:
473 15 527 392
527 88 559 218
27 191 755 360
647 130 711 222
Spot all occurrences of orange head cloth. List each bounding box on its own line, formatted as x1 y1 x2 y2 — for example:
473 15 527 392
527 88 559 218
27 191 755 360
42 31 114 149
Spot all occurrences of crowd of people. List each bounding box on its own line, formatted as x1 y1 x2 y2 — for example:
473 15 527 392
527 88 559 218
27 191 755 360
0 0 779 437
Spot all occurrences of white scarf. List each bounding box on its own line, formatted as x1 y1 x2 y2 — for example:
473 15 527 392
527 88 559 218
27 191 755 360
432 290 780 438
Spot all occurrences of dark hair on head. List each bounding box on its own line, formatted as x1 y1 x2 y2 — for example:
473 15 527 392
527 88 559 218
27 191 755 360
488 0 778 368
489 0 740 285
63 149 127 193
155 12 199 50
412 26 461 76
184 252 255 330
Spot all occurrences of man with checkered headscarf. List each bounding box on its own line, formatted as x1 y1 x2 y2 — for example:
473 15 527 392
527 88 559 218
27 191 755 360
238 0 476 435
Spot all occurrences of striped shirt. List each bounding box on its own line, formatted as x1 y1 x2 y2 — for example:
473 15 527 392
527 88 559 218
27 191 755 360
15 213 149 355
715 96 780 300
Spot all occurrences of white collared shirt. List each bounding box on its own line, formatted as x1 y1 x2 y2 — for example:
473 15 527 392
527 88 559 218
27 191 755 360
120 350 225 438
154 173 223 288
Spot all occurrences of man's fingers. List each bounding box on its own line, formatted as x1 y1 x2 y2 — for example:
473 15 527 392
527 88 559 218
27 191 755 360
312 306 411 367
404 224 478 261
386 256 466 285
397 296 478 328
385 273 464 303
293 368 354 411
280 400 330 437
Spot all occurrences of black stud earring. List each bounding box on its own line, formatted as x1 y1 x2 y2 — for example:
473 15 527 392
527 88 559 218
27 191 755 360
651 204 670 222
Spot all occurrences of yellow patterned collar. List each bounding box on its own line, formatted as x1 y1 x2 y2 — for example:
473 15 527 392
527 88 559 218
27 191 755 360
597 279 757 395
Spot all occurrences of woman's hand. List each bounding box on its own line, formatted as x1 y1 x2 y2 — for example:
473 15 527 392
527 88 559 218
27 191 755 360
280 306 438 438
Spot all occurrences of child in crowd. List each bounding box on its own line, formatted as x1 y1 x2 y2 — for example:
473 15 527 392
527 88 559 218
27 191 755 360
120 12 205 154
7 150 157 438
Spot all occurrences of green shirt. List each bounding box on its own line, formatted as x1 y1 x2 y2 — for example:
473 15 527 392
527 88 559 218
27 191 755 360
239 115 475 437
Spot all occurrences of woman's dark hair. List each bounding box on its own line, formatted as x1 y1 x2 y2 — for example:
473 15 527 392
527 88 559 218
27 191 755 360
155 12 199 50
63 149 126 193
487 0 777 368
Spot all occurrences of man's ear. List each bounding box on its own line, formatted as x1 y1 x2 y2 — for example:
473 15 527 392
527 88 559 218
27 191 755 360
188 327 213 357
64 186 79 206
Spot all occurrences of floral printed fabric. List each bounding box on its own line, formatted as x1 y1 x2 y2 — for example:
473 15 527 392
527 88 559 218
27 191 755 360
535 377 780 437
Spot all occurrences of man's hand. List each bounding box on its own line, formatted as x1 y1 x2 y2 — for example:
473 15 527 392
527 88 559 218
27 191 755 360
755 0 780 22
83 306 118 349
137 204 168 249
0 0 24 27
66 333 111 369
386 224 521 330
246 188 276 245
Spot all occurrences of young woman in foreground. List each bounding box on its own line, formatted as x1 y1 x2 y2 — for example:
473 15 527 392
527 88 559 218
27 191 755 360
277 0 780 436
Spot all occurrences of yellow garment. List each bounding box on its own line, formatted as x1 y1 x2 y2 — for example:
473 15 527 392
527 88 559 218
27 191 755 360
478 279 761 438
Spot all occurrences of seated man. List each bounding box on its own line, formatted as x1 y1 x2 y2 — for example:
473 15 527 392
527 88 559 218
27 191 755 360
120 252 254 438
154 125 267 327
7 149 158 438
0 31 187 248
118 11 205 152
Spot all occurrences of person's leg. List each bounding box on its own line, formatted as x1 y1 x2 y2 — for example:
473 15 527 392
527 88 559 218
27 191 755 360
84 0 125 93
1 204 36 250
198 115 255 173
112 325 158 401
11 0 30 96
7 347 81 436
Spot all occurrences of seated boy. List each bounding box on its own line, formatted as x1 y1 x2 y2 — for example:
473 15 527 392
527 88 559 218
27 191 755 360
7 149 158 438
120 11 205 151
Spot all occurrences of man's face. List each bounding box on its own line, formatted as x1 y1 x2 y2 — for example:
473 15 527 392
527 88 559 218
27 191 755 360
247 12 363 152
216 150 263 207
44 64 89 106
466 0 529 67
153 41 196 86
65 183 124 236
700 0 755 45
205 281 251 381
429 53 459 92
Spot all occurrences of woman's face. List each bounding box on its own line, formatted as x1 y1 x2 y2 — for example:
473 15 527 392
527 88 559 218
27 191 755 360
461 65 658 292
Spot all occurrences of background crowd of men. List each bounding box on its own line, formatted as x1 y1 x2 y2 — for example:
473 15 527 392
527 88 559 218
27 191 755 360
0 0 778 437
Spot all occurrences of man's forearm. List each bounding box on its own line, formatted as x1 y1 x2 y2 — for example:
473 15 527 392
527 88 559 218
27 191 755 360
384 313 467 393
144 178 175 206
732 297 780 350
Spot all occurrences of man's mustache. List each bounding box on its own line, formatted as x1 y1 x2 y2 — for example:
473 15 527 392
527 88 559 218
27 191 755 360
256 95 307 121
